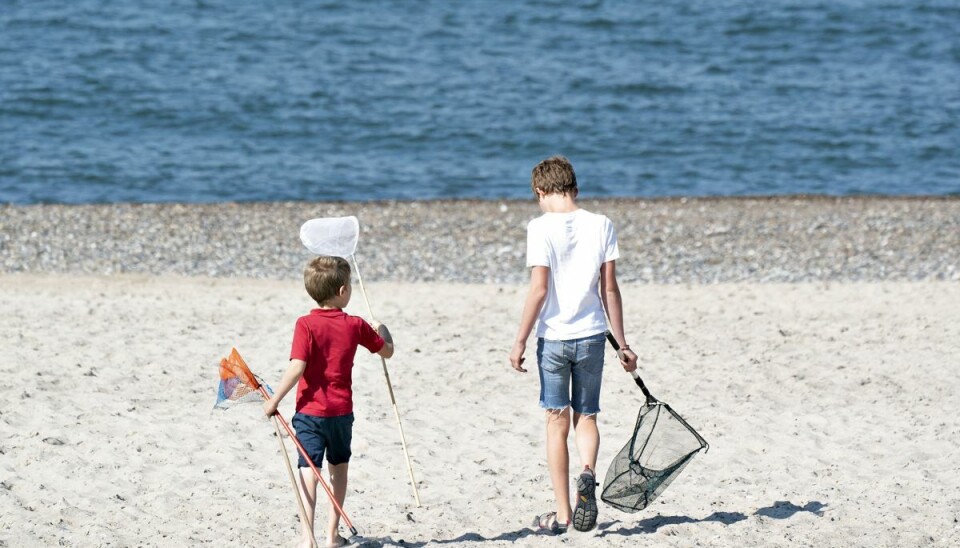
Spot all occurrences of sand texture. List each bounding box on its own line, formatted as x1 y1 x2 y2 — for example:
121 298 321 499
1 275 958 547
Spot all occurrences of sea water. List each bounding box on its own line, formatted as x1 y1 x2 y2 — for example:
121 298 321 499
1 0 958 203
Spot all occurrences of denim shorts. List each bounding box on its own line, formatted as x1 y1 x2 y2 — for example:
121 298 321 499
292 412 354 468
536 332 606 414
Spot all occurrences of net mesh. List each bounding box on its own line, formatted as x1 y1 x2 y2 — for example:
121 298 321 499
214 348 273 410
300 216 360 257
601 401 707 513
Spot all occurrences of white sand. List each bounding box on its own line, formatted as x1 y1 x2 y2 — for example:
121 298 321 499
1 275 958 547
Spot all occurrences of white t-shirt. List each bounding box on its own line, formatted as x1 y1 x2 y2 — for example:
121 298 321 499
526 208 620 340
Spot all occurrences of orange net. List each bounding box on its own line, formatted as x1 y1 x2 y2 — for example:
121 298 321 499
214 348 272 410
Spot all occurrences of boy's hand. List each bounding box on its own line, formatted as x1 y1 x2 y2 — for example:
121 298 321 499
509 341 528 373
262 397 279 417
371 321 394 345
370 321 395 359
618 348 639 372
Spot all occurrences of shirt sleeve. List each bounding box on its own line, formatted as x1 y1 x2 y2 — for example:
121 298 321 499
526 219 549 267
357 318 386 354
603 216 620 263
290 318 311 361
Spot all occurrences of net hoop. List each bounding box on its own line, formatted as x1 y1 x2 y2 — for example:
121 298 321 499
300 216 360 257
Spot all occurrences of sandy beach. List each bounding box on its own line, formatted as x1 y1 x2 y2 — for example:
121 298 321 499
1 198 959 547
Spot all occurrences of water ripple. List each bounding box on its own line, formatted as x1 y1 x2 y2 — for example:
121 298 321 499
1 0 958 203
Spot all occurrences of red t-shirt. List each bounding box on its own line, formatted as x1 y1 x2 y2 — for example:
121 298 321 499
290 308 385 417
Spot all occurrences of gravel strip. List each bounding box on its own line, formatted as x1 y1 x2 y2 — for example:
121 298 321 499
1 197 958 283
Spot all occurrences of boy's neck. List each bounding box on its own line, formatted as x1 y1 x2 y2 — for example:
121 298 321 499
539 193 579 213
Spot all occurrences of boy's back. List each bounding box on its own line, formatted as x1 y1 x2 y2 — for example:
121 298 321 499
510 155 637 535
291 309 384 417
526 208 619 340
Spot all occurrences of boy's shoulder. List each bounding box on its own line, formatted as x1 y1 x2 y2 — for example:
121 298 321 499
296 308 361 328
296 310 370 339
527 209 611 230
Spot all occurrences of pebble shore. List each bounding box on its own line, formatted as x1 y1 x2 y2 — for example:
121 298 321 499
1 197 958 283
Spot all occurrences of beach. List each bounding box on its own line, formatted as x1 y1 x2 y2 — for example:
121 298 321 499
1 198 959 547
2 197 959 283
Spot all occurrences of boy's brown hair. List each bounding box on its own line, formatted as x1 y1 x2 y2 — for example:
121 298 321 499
531 155 578 197
304 256 351 305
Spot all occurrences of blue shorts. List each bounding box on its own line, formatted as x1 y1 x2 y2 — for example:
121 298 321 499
292 412 354 468
536 332 605 414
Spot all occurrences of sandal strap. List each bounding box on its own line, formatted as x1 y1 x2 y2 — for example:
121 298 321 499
533 511 571 534
534 511 558 530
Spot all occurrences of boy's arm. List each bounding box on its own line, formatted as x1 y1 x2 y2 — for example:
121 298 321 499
509 266 549 373
600 260 638 372
371 321 395 359
263 359 307 416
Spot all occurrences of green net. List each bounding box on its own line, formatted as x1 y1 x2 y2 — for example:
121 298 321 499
601 399 707 513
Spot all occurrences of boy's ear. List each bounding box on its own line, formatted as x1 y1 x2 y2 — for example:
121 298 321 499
338 284 348 296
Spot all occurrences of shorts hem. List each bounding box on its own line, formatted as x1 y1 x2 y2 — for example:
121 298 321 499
572 408 601 416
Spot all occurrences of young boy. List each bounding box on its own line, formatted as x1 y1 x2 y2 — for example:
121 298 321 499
509 156 638 534
263 256 394 548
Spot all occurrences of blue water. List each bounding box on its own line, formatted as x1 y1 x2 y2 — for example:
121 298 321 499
1 0 958 204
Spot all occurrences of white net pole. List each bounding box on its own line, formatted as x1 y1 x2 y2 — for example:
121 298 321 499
350 254 422 508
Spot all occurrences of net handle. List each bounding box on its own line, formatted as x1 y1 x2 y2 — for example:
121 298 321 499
604 331 658 404
350 254 422 508
257 385 359 537
227 349 359 536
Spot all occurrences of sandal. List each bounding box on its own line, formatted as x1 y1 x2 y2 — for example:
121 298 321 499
573 469 599 532
532 511 569 535
325 536 350 547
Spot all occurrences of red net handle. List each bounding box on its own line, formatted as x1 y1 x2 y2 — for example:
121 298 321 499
226 349 359 536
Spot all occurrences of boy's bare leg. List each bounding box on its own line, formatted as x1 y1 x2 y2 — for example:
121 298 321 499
545 407 573 523
572 412 599 472
298 468 319 548
325 462 349 547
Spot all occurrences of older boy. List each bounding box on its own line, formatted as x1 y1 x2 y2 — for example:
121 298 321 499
509 156 638 534
264 256 394 548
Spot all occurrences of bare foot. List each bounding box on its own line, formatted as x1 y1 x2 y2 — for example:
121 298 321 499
296 538 316 548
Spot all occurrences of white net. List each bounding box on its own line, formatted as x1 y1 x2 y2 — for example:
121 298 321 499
300 216 360 257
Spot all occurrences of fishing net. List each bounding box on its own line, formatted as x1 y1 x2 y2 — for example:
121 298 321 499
601 398 708 513
300 216 360 257
600 332 708 513
214 348 273 410
212 348 361 537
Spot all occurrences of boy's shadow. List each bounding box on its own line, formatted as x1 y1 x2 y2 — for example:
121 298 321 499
362 500 827 546
596 510 749 537
755 500 827 519
596 500 827 538
356 527 553 547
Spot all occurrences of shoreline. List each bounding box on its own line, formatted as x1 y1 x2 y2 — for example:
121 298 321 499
4 194 960 208
2 197 958 283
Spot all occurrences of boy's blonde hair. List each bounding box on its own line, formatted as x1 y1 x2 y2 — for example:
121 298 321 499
304 256 351 305
531 155 578 197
